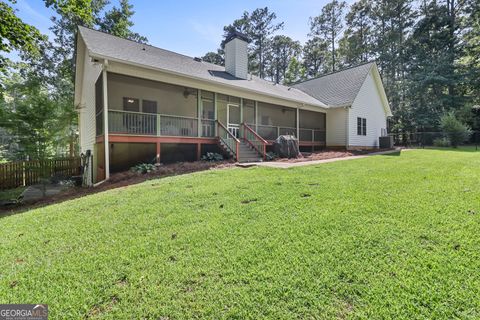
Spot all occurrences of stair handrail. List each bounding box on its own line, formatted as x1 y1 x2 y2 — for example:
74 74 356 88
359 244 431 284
241 122 268 160
216 120 240 161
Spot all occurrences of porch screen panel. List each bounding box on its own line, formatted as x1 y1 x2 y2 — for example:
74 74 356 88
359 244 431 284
107 73 197 117
257 102 296 127
243 99 255 126
299 110 326 130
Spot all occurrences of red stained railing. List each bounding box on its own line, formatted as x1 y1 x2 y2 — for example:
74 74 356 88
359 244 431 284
217 120 240 161
241 123 268 160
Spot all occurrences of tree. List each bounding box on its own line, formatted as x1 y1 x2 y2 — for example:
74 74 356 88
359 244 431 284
223 7 284 78
309 0 347 72
284 57 305 85
265 35 301 83
440 112 471 147
98 0 147 43
338 0 373 66
1 67 64 159
202 50 224 66
302 37 329 77
0 1 44 75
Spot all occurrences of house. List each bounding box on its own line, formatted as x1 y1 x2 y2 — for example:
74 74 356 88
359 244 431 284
74 26 392 185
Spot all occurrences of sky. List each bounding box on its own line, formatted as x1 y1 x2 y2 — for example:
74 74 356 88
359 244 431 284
9 0 349 59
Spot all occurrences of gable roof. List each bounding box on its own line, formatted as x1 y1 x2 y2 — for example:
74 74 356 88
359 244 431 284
292 62 375 107
77 26 326 108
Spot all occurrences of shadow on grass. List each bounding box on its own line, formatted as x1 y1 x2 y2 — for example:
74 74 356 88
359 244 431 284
379 150 402 156
412 146 479 153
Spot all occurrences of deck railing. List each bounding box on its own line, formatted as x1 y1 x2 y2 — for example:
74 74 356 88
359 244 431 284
217 121 239 161
159 114 197 137
99 110 326 144
105 110 205 137
241 123 267 159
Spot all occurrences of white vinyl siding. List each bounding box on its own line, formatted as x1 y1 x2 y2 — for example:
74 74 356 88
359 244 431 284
326 107 347 147
78 40 102 153
348 72 388 147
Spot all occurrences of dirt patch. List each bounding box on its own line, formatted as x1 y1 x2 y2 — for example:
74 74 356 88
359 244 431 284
0 161 234 216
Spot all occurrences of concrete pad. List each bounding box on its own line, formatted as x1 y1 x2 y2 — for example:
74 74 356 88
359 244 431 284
242 148 405 169
21 184 66 202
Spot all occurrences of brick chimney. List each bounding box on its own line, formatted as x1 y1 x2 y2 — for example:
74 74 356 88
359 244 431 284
224 31 249 79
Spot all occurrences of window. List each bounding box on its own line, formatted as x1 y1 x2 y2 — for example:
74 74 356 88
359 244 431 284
142 100 157 114
357 117 367 136
123 97 139 112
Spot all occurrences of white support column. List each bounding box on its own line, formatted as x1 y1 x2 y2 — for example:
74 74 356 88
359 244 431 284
254 101 258 131
197 89 202 137
102 61 110 180
296 107 300 139
214 93 218 136
240 98 244 123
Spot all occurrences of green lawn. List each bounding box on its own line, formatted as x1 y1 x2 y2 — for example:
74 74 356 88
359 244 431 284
1 148 479 319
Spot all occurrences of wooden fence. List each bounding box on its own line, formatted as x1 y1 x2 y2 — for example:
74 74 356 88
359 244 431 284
0 158 81 190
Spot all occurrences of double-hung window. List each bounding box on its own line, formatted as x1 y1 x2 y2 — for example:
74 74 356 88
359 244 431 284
357 117 367 136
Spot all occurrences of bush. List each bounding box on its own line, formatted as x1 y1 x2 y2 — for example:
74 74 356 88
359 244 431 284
433 137 451 147
440 112 472 147
131 163 156 174
201 152 223 162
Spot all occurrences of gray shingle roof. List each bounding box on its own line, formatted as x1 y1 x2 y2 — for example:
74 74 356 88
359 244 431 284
292 62 374 107
78 26 325 108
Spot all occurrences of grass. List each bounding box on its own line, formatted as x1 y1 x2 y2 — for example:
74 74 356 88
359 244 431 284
1 148 479 319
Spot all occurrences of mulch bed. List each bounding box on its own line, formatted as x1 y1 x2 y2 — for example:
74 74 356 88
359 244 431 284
0 161 234 215
274 148 392 163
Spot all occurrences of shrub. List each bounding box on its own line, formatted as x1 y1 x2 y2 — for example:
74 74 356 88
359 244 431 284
131 163 156 174
201 152 223 162
433 137 451 147
440 112 472 147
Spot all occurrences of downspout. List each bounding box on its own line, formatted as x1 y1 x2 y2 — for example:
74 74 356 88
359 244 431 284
345 106 350 150
102 60 110 180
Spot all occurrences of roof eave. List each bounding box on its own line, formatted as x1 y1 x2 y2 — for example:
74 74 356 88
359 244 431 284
88 51 327 109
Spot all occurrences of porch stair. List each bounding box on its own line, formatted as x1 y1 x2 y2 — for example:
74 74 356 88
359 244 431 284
237 141 263 163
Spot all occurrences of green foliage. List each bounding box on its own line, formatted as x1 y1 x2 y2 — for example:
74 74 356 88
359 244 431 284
433 137 451 147
1 149 479 318
284 57 305 85
223 7 284 79
201 50 224 66
309 0 347 72
439 112 472 147
201 152 223 162
1 68 65 160
98 0 148 43
0 1 44 74
131 163 156 174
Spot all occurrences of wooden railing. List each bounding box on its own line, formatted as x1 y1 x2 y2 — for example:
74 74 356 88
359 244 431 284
241 123 267 159
160 114 197 137
107 110 209 137
217 121 240 161
102 110 326 144
0 158 81 190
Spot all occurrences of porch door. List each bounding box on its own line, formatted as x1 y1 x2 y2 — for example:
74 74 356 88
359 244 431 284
227 103 240 138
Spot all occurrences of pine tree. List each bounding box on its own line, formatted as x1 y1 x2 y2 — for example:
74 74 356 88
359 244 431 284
302 37 329 77
309 0 347 72
338 0 373 66
99 0 148 43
